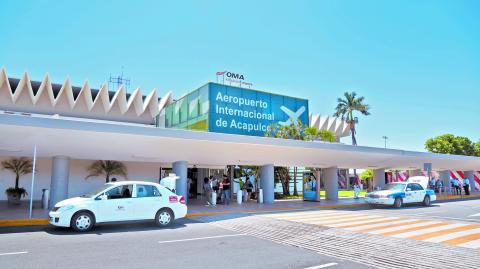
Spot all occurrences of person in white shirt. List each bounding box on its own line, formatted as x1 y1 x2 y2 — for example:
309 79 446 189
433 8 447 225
353 181 361 199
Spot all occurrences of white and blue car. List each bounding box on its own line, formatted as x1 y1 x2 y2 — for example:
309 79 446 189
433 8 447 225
365 176 436 208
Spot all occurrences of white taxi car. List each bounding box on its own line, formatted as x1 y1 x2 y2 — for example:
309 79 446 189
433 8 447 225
365 176 436 208
49 181 187 232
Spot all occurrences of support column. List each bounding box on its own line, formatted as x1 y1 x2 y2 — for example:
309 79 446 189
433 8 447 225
229 165 234 200
438 170 449 192
261 164 274 204
373 169 386 190
464 171 475 194
49 156 70 208
325 166 338 201
172 161 188 202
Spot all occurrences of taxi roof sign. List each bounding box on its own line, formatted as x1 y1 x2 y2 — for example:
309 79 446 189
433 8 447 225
406 176 430 189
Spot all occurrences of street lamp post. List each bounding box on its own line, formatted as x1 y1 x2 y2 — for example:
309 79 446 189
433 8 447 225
382 136 388 149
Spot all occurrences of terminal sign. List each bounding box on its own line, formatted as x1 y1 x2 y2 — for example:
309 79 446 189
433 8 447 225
208 83 309 137
216 71 253 88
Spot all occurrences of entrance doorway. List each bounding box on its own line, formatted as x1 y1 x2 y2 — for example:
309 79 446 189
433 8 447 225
187 167 198 199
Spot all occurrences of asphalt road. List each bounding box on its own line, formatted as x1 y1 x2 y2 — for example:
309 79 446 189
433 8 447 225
0 218 371 269
1 199 478 269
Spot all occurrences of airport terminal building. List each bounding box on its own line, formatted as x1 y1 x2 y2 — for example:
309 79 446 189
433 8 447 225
0 68 479 207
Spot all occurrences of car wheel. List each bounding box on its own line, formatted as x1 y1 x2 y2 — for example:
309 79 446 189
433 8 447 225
423 195 431 206
155 209 173 227
71 211 95 232
393 197 403 208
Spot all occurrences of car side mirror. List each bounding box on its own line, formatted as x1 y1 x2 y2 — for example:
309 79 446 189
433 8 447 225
406 188 412 191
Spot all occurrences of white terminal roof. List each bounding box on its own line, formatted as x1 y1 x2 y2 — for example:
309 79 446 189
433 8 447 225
0 113 479 171
0 67 350 137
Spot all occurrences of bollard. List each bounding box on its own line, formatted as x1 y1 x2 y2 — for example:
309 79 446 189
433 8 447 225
42 189 50 209
258 189 263 204
237 191 242 205
211 192 217 206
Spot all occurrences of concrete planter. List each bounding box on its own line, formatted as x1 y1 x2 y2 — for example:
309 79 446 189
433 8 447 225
6 192 21 205
5 188 27 205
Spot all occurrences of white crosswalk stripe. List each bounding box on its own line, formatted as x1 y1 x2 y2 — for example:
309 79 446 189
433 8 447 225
266 211 353 220
330 217 401 228
277 213 362 222
347 218 419 231
293 216 377 225
458 238 480 248
424 228 480 243
263 210 339 218
369 221 441 234
391 223 470 238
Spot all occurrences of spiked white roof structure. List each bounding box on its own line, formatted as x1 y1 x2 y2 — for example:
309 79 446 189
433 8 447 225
309 113 350 138
0 67 172 124
0 67 349 137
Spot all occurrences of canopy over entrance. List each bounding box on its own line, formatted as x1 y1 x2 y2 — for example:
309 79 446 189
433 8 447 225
1 114 479 171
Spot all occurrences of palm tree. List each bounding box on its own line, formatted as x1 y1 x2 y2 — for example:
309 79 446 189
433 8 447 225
293 166 299 196
274 167 291 196
1 157 33 190
86 160 128 183
334 92 370 146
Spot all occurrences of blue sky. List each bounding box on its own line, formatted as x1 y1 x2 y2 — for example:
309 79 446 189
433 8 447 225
1 0 479 151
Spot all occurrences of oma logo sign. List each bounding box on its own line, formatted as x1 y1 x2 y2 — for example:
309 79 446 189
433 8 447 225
226 72 245 80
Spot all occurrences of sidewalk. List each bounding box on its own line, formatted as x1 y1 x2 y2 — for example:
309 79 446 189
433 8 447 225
1 193 479 228
186 197 366 217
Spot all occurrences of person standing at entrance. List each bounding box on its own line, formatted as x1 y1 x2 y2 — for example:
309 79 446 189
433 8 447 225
436 178 443 194
452 178 460 195
353 181 361 199
463 177 470 195
218 178 224 204
243 177 253 202
187 177 192 198
203 177 213 206
222 174 231 205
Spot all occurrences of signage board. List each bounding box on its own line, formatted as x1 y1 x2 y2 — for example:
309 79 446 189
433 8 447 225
216 71 253 87
423 163 432 172
208 83 309 137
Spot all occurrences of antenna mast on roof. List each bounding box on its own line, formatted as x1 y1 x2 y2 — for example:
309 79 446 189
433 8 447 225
108 66 131 91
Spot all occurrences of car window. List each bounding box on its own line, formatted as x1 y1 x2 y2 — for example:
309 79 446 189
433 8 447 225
406 183 415 191
412 183 424 191
105 185 133 199
382 183 405 191
83 184 114 198
135 184 161 198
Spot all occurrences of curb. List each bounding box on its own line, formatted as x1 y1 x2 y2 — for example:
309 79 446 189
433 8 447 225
436 194 480 201
1 196 479 228
185 203 367 219
0 218 49 227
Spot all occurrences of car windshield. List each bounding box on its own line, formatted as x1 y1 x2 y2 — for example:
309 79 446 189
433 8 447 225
82 184 114 198
381 183 406 191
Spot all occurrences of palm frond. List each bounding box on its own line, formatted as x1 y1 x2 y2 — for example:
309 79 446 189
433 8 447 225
86 160 128 180
1 157 33 176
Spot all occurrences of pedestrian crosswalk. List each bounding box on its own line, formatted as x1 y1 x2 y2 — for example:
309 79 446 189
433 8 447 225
200 214 480 269
263 210 480 249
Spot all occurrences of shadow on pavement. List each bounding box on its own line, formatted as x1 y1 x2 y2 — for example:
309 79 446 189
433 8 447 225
367 204 441 210
0 218 203 235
